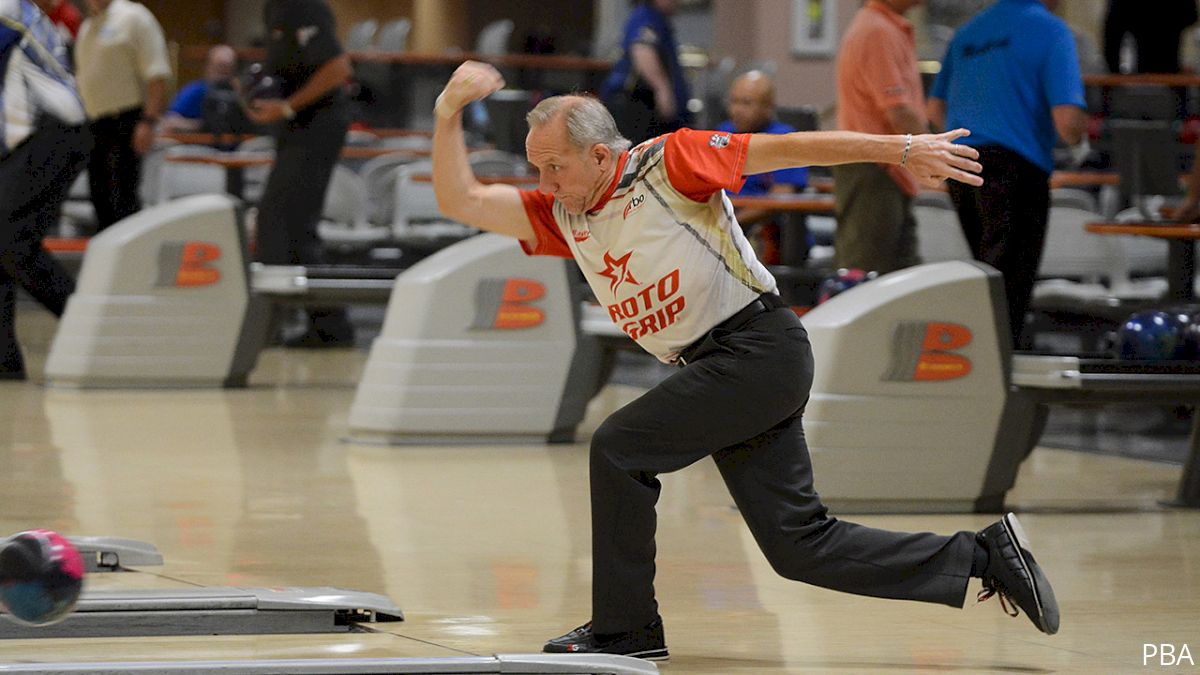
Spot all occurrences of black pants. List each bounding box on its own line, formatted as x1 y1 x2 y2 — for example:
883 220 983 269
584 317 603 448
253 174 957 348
255 109 348 266
0 119 92 375
256 107 350 328
87 107 143 231
948 147 1050 349
588 298 976 632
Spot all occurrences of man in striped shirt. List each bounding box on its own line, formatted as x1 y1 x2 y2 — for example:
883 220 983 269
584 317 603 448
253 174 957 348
0 0 90 379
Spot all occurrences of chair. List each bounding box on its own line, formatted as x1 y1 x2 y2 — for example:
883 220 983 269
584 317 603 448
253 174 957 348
475 19 515 56
1050 188 1099 213
359 151 423 226
317 165 389 248
392 161 477 252
1034 205 1164 302
380 134 433 152
154 145 227 204
912 191 973 263
345 19 379 52
467 149 530 177
235 135 277 203
374 18 411 53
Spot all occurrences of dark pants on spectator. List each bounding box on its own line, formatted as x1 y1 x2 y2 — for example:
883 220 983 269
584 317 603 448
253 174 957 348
1 118 92 377
256 106 351 334
87 107 143 231
588 296 976 633
948 146 1050 349
832 163 919 275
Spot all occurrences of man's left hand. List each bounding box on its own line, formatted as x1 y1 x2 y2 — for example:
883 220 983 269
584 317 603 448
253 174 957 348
904 129 984 188
132 120 155 156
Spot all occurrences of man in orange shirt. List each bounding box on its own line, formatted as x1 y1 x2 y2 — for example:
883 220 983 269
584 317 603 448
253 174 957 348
832 0 927 274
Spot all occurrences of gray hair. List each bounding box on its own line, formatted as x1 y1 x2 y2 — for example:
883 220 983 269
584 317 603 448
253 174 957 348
526 95 632 156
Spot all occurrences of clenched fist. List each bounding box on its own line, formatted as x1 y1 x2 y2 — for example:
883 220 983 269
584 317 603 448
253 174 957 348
435 60 506 120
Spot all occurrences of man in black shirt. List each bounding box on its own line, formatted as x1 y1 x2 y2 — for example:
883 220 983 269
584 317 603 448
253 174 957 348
248 0 355 347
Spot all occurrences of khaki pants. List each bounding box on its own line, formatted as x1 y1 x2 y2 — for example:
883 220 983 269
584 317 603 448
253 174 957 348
832 163 919 274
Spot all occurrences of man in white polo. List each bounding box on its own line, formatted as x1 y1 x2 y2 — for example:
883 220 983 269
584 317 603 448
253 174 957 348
74 0 170 230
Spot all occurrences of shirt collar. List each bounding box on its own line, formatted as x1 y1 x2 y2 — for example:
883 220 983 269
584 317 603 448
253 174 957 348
865 1 915 36
586 151 630 215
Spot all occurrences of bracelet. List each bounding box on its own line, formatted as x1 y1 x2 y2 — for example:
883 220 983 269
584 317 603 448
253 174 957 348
281 102 296 120
900 133 912 167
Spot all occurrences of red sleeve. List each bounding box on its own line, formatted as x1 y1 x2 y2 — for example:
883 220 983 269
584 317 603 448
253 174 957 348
663 128 750 202
518 190 573 258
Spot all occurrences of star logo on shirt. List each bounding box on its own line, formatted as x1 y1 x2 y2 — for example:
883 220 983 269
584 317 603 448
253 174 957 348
598 250 640 295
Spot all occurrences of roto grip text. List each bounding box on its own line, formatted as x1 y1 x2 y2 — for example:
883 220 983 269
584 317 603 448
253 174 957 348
607 268 685 340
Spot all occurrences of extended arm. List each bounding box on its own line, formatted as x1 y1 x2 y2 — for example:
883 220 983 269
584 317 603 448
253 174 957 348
743 128 983 188
432 61 535 241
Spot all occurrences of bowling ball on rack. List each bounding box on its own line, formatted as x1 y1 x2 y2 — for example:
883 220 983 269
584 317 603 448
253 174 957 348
0 530 85 626
1176 311 1200 360
1114 310 1187 361
817 268 878 305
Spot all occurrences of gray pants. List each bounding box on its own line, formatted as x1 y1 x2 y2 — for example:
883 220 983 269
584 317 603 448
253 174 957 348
588 301 975 632
832 163 919 274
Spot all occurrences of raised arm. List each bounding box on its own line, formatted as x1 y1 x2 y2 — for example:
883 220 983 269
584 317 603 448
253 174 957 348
743 128 983 189
432 61 535 241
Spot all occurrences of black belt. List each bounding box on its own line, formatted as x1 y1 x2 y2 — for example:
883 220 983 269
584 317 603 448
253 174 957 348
676 293 782 366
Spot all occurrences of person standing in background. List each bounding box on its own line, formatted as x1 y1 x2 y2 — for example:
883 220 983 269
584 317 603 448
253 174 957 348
928 0 1087 349
246 0 355 348
832 0 928 275
599 0 690 144
74 0 170 231
1 0 91 379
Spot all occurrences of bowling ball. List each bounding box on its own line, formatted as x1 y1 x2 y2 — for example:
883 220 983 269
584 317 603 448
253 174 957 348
817 268 877 304
1114 310 1186 360
0 530 84 626
1178 311 1200 360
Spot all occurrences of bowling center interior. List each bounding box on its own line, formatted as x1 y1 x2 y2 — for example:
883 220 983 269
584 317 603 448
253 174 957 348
3 0 1200 673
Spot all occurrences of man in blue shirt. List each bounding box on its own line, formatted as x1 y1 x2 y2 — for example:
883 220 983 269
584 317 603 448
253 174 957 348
599 0 690 144
161 44 238 132
928 0 1086 348
717 70 808 264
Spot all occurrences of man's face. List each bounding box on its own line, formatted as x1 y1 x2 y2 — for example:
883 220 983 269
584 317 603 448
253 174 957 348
526 116 611 216
205 50 237 84
726 77 773 133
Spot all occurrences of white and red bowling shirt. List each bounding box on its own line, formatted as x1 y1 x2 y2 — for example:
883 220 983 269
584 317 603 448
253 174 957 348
519 128 778 363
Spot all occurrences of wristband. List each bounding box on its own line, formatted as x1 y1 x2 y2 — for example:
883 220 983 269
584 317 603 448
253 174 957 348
434 92 457 120
900 133 912 167
281 102 296 121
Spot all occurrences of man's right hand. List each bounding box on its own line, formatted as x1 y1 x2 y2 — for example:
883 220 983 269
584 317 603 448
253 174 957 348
436 61 506 120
